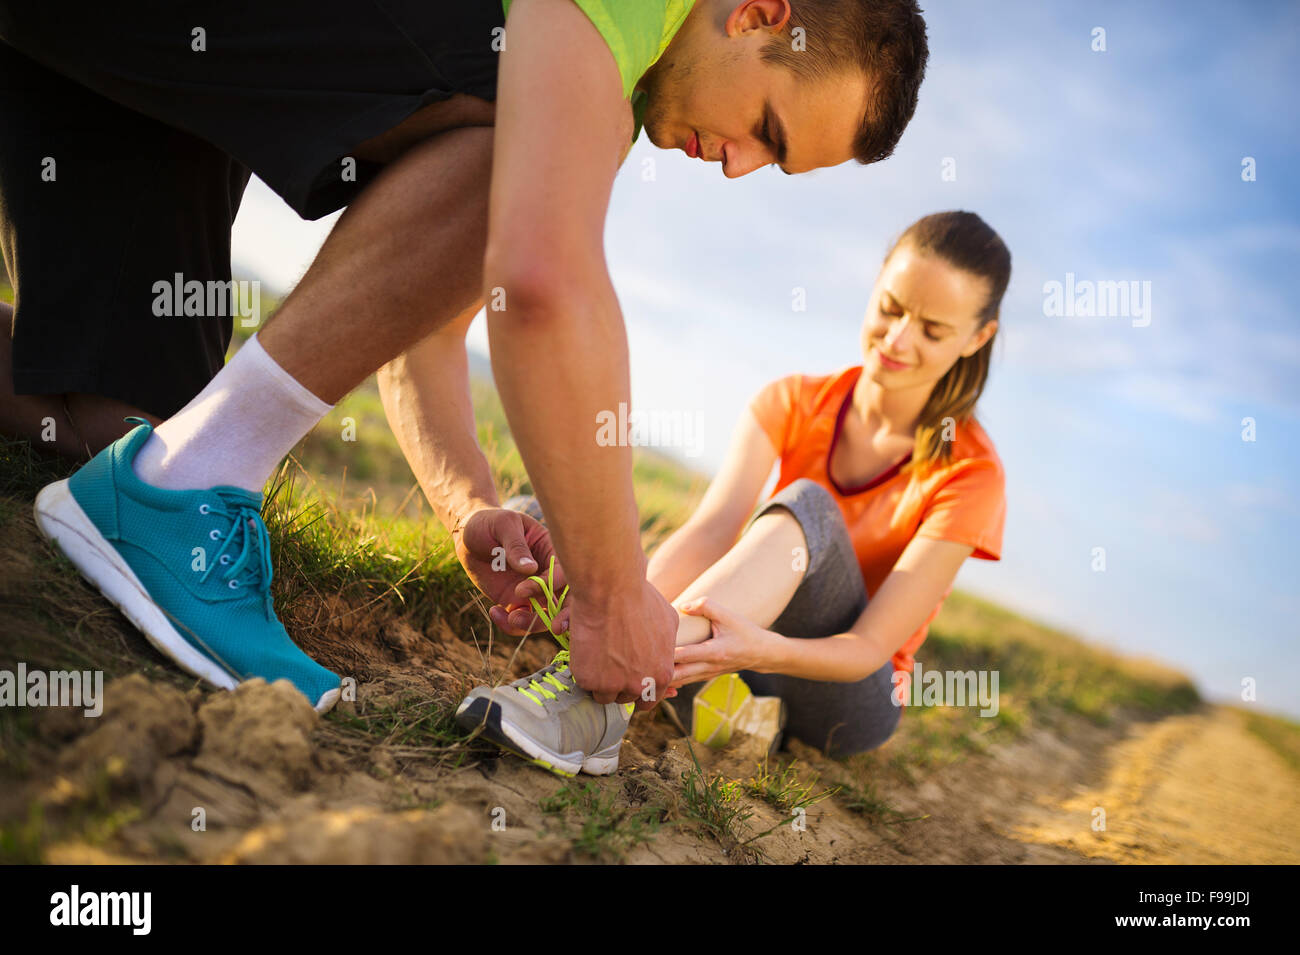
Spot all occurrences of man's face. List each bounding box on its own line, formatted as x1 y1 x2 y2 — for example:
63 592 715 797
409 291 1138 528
639 0 870 178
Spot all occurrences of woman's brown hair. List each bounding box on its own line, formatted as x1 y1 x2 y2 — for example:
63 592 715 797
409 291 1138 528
888 211 1011 472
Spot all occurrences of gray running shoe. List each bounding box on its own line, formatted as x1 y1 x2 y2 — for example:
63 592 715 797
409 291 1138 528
456 650 633 777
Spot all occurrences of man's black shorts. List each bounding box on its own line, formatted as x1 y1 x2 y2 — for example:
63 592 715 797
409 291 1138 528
0 0 504 417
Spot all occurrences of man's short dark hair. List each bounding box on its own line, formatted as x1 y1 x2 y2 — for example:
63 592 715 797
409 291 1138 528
760 0 929 165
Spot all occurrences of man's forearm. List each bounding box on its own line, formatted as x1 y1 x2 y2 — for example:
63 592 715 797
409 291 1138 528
378 310 499 535
486 270 644 599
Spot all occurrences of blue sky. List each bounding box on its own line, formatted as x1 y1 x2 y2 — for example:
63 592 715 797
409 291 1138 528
231 0 1300 717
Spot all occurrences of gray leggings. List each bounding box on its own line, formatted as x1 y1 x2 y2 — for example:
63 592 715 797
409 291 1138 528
504 477 900 758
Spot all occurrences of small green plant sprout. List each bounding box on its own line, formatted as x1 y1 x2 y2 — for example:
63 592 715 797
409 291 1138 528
527 555 570 651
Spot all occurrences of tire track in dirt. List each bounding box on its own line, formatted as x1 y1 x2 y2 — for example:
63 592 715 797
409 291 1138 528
1008 706 1300 864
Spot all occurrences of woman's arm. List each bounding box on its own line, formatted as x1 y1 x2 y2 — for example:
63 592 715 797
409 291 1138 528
646 406 778 602
673 536 975 686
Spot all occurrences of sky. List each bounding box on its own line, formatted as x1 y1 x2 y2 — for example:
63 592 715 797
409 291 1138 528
230 0 1300 717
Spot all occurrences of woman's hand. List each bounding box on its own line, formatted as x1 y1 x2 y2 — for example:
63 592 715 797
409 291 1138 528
670 596 786 687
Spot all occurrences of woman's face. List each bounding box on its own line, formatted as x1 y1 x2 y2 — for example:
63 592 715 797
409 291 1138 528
860 243 999 390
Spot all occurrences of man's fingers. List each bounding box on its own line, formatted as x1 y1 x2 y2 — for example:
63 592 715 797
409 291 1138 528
489 604 541 636
506 541 538 575
507 609 530 631
514 578 542 603
493 512 539 574
589 686 648 707
490 605 528 634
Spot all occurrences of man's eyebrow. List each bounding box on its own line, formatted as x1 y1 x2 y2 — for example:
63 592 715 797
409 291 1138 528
761 101 790 173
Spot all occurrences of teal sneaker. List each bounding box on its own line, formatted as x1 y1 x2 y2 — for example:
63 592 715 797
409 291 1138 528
33 419 341 712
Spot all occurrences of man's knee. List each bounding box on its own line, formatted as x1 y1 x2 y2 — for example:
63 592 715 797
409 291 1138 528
352 95 496 165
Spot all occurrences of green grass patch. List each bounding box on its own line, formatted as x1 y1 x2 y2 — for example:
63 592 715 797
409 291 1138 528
868 591 1204 773
327 695 466 750
1241 708 1300 775
540 779 666 862
837 780 926 826
743 757 835 815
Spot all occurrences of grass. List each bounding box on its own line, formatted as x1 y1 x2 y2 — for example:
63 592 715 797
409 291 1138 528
540 779 666 862
837 780 927 826
929 592 1200 720
0 763 143 864
0 433 76 500
679 741 759 856
262 455 475 635
1241 708 1300 775
743 757 835 815
328 695 466 751
865 592 1204 773
0 801 44 864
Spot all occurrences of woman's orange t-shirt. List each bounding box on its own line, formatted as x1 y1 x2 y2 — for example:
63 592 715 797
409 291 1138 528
748 365 1006 673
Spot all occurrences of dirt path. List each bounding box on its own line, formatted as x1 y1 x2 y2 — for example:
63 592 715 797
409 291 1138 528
1008 706 1300 864
9 670 1296 863
5 485 1293 864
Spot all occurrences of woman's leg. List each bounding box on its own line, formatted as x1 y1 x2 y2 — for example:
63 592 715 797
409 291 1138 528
504 480 900 757
751 480 901 756
667 506 809 646
665 478 899 756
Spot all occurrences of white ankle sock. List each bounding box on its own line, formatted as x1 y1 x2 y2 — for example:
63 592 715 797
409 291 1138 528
132 332 333 493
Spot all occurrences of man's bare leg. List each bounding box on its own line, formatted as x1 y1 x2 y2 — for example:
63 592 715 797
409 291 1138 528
259 125 494 403
0 302 161 459
131 125 495 494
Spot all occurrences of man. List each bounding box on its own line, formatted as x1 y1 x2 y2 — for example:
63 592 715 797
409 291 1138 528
3 0 927 771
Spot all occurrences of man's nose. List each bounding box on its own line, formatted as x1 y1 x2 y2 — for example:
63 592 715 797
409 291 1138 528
720 142 766 178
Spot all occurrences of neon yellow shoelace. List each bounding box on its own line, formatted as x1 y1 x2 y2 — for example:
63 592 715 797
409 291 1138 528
513 556 635 719
516 556 571 706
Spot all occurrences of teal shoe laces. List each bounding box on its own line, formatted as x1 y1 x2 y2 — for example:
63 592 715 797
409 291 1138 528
198 494 274 616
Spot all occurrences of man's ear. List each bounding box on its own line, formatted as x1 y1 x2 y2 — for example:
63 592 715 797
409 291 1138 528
726 0 794 37
961 317 998 358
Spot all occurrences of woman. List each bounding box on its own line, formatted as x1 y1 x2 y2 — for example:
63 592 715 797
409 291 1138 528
469 209 1009 772
647 210 1010 757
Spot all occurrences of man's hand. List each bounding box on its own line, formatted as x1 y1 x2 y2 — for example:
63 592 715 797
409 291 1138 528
454 507 570 637
568 577 678 711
